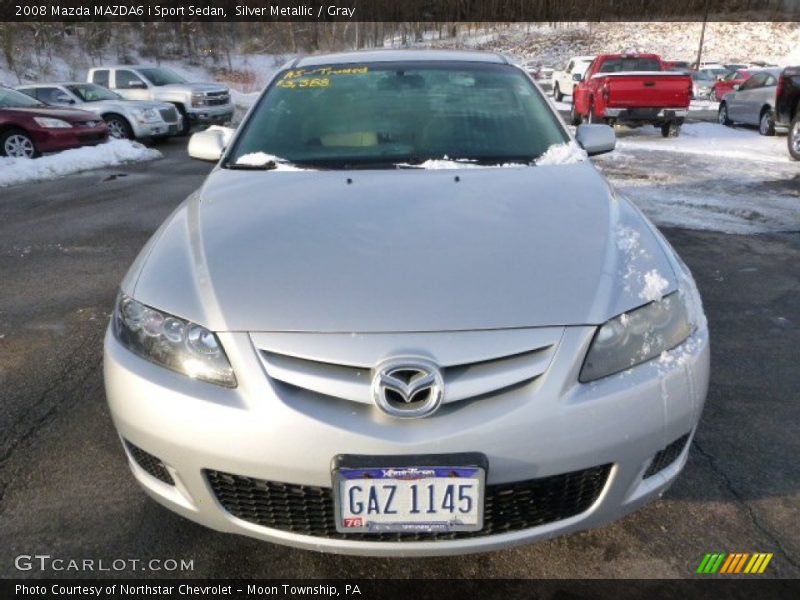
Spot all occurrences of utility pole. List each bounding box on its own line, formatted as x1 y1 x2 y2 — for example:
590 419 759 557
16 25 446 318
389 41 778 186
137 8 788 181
695 0 710 68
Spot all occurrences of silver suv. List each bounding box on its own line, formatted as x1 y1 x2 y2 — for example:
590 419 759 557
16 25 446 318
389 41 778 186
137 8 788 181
87 66 233 134
16 82 182 140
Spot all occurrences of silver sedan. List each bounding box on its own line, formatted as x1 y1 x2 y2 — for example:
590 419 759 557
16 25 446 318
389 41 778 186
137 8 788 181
104 50 709 556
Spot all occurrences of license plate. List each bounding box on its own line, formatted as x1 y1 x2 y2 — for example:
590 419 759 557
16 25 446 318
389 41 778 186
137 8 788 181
332 454 486 534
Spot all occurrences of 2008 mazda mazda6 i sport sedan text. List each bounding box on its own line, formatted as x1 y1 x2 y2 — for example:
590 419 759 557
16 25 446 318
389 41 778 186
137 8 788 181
104 50 710 556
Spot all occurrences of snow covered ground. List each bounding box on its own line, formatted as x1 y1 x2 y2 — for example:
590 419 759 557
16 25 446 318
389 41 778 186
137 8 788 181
594 123 799 234
0 140 161 188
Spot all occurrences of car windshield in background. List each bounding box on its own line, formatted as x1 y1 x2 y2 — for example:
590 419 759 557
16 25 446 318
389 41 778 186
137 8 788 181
227 62 568 169
691 71 715 81
67 83 121 102
0 88 44 108
598 57 662 72
138 68 186 86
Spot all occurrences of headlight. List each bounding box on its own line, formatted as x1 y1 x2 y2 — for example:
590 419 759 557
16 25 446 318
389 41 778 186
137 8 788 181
33 117 71 128
191 93 207 107
579 291 693 382
132 108 160 123
112 293 237 388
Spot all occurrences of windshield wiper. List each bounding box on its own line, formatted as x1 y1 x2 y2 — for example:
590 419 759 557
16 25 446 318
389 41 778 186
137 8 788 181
226 161 279 171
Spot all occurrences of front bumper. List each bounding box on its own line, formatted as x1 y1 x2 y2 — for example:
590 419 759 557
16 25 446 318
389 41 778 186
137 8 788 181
32 125 108 153
104 324 709 556
131 117 184 139
186 104 234 125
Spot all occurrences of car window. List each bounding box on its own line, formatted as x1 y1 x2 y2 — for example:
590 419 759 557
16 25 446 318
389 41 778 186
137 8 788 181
92 70 110 87
598 58 661 73
764 74 777 86
137 68 186 86
116 70 146 89
35 87 71 104
0 88 45 108
67 83 121 102
741 73 766 90
228 62 568 169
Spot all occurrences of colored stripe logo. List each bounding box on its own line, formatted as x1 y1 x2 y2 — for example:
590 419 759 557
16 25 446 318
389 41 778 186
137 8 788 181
696 552 773 574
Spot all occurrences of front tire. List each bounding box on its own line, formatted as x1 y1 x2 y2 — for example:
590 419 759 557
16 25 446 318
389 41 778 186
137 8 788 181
553 83 564 102
0 129 38 158
789 113 800 161
104 115 133 140
759 109 776 136
718 102 732 126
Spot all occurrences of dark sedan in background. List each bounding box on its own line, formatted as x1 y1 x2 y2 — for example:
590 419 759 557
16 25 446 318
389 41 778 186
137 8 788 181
0 86 108 158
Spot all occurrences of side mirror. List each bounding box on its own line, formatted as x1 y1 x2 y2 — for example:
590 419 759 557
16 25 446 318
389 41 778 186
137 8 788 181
572 73 584 82
127 80 147 89
55 94 75 105
188 129 227 162
575 124 616 156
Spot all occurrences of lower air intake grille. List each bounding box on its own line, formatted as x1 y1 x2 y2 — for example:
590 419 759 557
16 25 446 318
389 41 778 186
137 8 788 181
205 464 611 541
125 441 174 485
644 433 691 479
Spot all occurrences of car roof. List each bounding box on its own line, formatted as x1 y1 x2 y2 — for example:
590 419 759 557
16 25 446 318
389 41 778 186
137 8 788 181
292 49 508 68
16 82 88 88
89 65 164 70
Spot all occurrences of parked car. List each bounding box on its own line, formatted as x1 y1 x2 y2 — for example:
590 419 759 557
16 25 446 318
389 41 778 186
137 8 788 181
15 82 183 141
571 53 692 137
0 86 108 158
684 69 716 100
663 60 692 71
775 65 800 160
105 50 709 555
87 66 233 134
552 55 595 101
718 68 784 136
723 63 748 71
712 69 751 101
695 62 732 80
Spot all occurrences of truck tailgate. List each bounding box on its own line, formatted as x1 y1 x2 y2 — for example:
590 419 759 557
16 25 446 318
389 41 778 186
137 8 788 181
600 73 691 108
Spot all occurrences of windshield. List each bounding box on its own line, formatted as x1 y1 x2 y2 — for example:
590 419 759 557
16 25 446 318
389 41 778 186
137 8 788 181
66 83 121 102
598 58 662 72
138 68 186 86
227 62 568 169
0 88 44 108
693 71 714 81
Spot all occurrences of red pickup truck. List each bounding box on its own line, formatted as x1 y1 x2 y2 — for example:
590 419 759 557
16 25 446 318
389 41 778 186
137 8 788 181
571 53 693 137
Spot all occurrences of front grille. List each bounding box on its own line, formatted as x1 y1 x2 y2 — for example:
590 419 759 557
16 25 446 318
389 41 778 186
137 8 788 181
159 107 179 123
206 464 611 541
643 433 690 478
207 94 230 106
254 328 562 410
125 440 174 485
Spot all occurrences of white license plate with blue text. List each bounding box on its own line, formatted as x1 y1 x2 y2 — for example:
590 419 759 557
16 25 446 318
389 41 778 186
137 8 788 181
334 465 485 534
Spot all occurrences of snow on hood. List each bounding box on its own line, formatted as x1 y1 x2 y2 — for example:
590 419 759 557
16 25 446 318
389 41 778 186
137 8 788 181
130 164 679 333
398 156 526 169
0 140 161 188
234 152 308 171
535 141 588 166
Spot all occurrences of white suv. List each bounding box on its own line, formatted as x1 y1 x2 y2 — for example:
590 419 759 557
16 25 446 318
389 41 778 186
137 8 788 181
553 56 595 101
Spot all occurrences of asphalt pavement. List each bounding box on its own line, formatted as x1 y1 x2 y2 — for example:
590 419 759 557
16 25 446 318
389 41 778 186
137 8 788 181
0 139 798 579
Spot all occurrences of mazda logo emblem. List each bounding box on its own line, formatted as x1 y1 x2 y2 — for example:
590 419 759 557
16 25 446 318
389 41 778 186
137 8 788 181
371 359 444 418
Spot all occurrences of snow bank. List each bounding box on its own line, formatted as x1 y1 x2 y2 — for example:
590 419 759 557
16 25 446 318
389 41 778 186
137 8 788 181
0 140 161 188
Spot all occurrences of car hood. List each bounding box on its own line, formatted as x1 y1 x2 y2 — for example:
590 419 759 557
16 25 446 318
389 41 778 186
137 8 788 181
129 164 678 333
3 106 100 121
